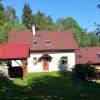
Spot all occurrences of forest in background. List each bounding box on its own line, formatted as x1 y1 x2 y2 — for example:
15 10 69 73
0 2 100 47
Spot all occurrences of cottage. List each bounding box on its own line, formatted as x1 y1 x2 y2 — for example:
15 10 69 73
1 26 100 78
7 26 78 73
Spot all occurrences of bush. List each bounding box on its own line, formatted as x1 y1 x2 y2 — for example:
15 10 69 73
0 72 9 80
73 63 96 80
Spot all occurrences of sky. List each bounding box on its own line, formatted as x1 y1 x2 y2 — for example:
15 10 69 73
1 0 100 32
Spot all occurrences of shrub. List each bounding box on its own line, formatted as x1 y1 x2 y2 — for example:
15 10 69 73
0 72 9 80
73 63 96 80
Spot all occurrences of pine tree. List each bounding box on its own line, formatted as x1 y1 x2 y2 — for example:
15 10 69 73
22 3 32 30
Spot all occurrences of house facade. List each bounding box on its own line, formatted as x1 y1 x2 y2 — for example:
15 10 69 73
8 27 78 72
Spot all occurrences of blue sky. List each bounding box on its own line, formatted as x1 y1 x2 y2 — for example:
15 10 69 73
1 0 100 32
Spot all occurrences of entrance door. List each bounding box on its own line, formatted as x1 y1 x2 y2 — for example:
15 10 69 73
43 59 49 71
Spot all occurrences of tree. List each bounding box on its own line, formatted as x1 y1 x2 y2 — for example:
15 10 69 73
0 23 26 43
32 10 53 30
0 3 17 26
0 3 4 11
32 10 45 30
5 6 18 23
12 23 26 31
0 23 12 43
54 17 100 47
44 15 53 30
0 3 6 25
89 32 100 46
0 3 26 43
95 3 100 36
55 17 89 47
55 17 78 30
22 3 32 30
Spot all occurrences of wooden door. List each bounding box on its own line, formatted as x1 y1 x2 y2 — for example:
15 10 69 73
43 59 49 71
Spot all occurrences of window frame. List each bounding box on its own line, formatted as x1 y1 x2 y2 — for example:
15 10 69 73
96 53 100 58
61 56 68 64
45 40 51 45
32 40 38 46
77 54 83 58
33 57 37 65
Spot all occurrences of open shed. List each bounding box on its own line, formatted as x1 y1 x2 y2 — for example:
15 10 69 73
0 44 29 79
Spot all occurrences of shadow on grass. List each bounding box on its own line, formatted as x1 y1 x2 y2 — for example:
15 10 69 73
0 72 100 100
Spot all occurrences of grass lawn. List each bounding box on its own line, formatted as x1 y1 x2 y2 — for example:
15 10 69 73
0 72 100 100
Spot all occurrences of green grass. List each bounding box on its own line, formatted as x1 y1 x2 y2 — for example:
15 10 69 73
0 72 100 100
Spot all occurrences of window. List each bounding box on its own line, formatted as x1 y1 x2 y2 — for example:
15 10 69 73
32 40 38 45
77 54 83 58
96 53 100 58
33 57 37 65
61 56 67 64
45 40 51 45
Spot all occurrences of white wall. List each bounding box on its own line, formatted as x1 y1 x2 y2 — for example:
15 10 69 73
28 53 43 72
27 51 75 73
11 51 75 73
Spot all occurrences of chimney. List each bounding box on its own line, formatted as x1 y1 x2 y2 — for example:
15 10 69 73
32 25 35 35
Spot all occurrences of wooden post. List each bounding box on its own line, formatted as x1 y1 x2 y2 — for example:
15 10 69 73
22 59 27 79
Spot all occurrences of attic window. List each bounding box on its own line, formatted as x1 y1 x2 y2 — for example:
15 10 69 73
45 40 51 45
96 53 100 58
77 54 83 58
32 40 38 46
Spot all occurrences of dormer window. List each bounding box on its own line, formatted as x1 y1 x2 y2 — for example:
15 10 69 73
45 40 51 45
77 54 83 58
32 40 38 46
96 53 100 58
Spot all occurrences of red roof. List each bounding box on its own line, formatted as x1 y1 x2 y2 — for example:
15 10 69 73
8 30 78 51
8 30 32 44
0 44 29 59
75 47 100 64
